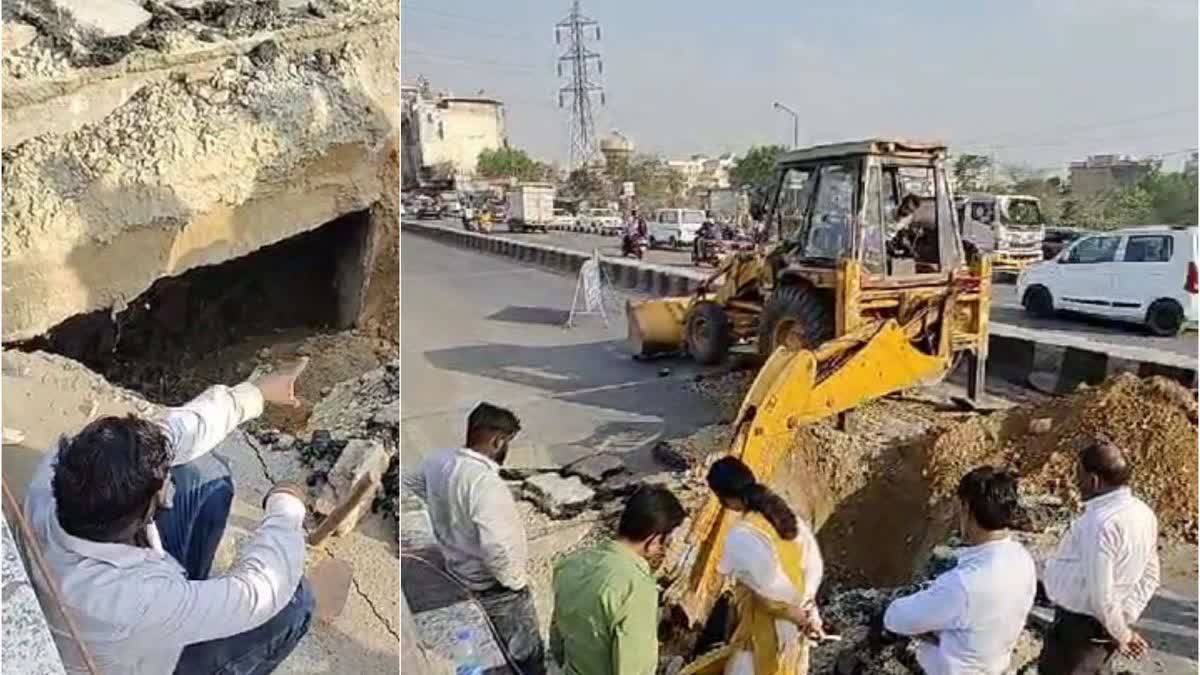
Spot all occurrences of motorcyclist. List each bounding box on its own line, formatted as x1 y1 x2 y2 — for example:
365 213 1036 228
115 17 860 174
623 210 647 252
695 213 722 260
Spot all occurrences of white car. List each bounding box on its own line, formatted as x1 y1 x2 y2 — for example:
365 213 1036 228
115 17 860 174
584 208 622 234
649 208 706 248
1017 225 1198 336
550 209 578 229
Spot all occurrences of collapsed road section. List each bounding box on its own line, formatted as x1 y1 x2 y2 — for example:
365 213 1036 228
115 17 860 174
2 1 399 672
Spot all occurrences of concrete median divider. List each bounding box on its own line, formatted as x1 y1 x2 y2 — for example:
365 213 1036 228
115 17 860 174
404 219 1197 389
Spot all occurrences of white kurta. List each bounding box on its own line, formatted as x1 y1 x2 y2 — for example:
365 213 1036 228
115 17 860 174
717 514 824 675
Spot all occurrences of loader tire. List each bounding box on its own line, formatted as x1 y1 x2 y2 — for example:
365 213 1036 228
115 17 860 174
757 284 834 359
687 302 732 365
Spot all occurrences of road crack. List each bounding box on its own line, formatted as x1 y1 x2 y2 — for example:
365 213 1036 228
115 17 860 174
351 575 400 641
329 551 399 641
243 432 278 484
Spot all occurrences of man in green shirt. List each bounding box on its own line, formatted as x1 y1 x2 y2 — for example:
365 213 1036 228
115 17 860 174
550 486 686 675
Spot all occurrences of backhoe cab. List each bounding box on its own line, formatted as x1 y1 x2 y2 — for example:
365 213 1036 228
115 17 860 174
628 139 991 401
630 141 994 640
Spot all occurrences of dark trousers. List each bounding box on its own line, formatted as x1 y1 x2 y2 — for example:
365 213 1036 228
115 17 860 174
154 454 315 675
1037 608 1118 675
477 585 546 675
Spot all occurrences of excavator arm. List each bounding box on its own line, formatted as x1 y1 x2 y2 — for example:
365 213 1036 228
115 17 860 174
661 306 959 626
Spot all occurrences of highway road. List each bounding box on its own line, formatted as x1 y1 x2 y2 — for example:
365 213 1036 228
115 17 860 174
436 220 1195 359
400 230 720 473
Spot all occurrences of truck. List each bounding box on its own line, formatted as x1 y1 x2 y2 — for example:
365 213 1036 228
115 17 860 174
955 193 1046 274
506 183 556 233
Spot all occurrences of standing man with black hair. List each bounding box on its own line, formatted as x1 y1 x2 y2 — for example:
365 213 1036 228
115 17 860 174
1037 440 1160 674
25 361 315 674
403 402 545 675
549 485 687 675
884 466 1037 674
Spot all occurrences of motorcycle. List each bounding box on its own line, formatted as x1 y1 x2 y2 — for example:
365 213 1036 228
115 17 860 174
692 235 729 266
621 233 648 259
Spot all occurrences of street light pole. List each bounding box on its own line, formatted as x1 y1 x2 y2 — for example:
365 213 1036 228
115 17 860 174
773 102 799 148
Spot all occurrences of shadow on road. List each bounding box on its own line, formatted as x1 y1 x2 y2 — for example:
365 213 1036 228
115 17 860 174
486 305 571 327
1139 593 1200 661
422 340 719 466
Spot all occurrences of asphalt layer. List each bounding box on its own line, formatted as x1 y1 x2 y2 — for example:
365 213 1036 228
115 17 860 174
452 221 1196 359
400 231 720 472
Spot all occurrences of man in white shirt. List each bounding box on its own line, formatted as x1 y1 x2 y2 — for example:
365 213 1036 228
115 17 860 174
404 402 545 675
25 361 313 675
1038 440 1159 674
884 466 1037 675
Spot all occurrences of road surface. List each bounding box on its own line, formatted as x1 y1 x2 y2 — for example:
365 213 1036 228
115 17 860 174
400 230 720 472
447 220 1195 359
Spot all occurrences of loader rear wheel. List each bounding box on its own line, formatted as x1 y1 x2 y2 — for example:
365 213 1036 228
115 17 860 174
687 302 732 365
757 284 834 359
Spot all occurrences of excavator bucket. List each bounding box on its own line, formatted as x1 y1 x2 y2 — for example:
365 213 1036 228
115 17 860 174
626 296 692 357
663 318 953 626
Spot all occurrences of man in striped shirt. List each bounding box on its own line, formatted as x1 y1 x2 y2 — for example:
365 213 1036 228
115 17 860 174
1038 440 1160 674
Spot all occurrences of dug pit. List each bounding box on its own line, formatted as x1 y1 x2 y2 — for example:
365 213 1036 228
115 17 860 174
657 371 1198 669
11 205 394 434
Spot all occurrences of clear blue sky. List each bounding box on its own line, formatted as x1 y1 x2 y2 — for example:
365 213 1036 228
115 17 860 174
401 1 1198 171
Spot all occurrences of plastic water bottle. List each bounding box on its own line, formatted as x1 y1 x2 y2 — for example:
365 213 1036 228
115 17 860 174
453 629 484 675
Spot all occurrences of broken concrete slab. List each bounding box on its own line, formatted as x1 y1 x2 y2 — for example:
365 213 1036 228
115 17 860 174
2 22 37 54
563 452 626 484
523 474 594 519
315 438 392 537
25 0 152 40
2 517 67 674
593 470 676 501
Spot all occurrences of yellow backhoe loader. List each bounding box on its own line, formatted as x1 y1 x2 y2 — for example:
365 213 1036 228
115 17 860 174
630 140 992 649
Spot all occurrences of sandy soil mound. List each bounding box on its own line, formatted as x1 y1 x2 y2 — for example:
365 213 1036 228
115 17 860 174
925 373 1198 541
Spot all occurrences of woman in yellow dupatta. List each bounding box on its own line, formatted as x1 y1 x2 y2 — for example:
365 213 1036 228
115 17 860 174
684 457 825 675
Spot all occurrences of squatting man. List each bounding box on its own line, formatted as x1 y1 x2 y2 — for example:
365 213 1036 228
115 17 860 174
25 359 319 675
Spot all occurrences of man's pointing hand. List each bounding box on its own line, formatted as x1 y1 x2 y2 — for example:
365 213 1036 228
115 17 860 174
253 357 309 407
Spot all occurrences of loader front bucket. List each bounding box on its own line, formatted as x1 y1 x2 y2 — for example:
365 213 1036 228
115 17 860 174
625 297 691 358
664 318 953 627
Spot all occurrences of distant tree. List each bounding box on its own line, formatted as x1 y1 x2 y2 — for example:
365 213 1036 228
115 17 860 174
562 166 607 202
952 154 993 193
730 145 787 217
730 145 786 191
1139 169 1198 225
608 154 686 210
476 147 551 182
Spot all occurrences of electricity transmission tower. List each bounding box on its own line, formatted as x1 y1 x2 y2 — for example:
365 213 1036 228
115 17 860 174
555 0 605 171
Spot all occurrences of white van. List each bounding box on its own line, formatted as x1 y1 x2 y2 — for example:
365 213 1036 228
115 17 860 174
1017 225 1198 335
649 208 706 248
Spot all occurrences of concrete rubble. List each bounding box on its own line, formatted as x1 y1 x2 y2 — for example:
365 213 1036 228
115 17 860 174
314 438 393 537
523 474 595 519
563 452 626 483
2 0 398 341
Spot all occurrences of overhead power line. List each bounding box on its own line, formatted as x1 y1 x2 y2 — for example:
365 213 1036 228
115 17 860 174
556 0 605 170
